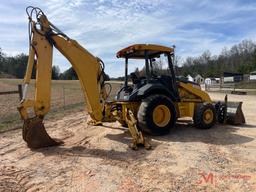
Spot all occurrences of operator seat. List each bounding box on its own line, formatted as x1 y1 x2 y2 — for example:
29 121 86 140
130 72 140 84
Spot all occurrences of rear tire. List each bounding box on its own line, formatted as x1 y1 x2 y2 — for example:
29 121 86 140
137 95 176 135
194 103 216 129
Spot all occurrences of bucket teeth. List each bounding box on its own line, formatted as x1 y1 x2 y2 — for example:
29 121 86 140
22 117 63 149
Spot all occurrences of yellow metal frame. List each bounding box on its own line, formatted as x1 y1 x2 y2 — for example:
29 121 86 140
116 44 174 58
19 17 106 122
18 13 150 149
203 109 214 124
18 7 217 150
176 102 195 118
175 82 213 119
153 105 171 127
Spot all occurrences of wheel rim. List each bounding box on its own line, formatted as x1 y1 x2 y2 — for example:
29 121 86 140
152 105 171 127
203 109 214 124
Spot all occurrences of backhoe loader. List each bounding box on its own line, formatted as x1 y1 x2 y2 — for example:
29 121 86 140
18 6 245 150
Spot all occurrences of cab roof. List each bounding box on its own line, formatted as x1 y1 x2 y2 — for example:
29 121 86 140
116 44 174 59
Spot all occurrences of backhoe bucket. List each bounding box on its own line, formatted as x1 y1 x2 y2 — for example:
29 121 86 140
22 117 63 149
226 102 245 125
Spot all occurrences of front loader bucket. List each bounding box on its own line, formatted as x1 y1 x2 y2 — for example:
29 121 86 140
22 117 63 149
226 102 245 125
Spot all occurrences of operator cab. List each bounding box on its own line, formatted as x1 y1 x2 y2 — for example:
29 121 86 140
116 44 180 102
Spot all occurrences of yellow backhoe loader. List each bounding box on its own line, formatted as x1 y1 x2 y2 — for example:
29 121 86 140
18 7 245 150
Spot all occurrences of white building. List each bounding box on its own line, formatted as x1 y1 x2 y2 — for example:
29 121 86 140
249 71 256 80
205 78 211 85
194 74 204 84
186 75 194 82
224 76 234 82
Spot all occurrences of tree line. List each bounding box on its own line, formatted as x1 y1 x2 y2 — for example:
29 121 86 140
0 49 62 79
0 50 31 78
111 39 256 80
0 47 111 80
1 39 256 80
0 48 80 80
178 39 256 77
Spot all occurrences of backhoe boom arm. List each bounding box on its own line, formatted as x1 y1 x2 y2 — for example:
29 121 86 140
18 6 148 149
18 8 108 148
19 12 105 123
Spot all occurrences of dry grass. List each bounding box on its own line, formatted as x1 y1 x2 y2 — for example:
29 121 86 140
0 79 85 131
0 79 123 131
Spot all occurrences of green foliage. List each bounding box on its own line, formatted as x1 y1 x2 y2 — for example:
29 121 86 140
0 48 111 80
0 53 32 78
0 50 63 79
59 67 110 80
179 40 256 77
59 67 78 80
1 39 255 80
52 65 60 80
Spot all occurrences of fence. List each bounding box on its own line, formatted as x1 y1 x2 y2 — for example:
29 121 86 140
0 84 85 131
0 80 124 131
204 81 256 95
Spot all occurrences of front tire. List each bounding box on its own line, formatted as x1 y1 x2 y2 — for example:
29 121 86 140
194 103 216 129
137 95 176 135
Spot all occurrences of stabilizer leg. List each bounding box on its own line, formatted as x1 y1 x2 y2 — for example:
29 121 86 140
125 109 151 150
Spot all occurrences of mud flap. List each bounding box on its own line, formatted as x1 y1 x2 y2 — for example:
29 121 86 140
22 117 63 149
226 102 245 125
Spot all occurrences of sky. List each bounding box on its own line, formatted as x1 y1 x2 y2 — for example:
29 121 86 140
0 0 256 77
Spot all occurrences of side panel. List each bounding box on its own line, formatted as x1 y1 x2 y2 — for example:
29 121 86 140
178 82 212 103
176 102 195 118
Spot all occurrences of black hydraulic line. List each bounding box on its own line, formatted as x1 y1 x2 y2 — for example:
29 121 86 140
145 51 150 82
167 53 180 101
149 58 154 77
104 83 112 99
124 57 128 88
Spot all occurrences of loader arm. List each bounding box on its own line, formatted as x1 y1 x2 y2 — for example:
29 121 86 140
18 7 107 148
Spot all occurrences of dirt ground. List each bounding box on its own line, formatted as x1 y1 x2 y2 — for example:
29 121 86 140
0 92 255 192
